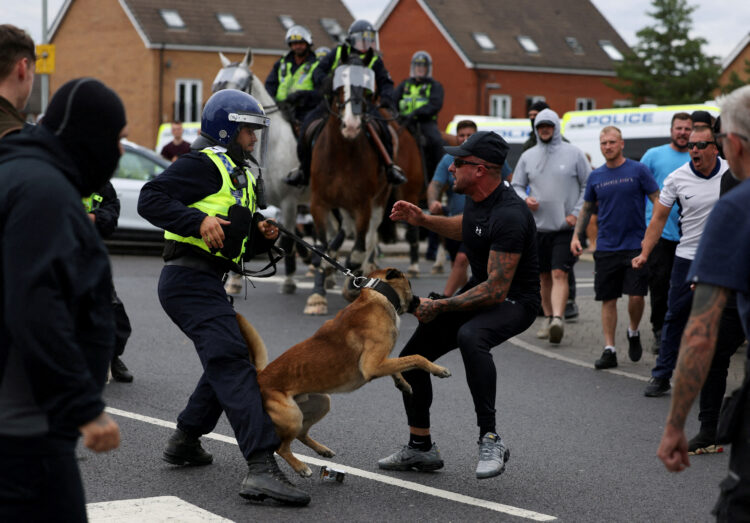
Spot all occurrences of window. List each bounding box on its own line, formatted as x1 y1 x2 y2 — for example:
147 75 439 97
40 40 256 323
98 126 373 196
565 37 584 54
489 95 511 118
613 99 632 108
174 79 202 123
472 32 495 51
320 18 344 43
279 15 295 30
517 35 539 54
217 13 242 32
576 98 595 111
525 96 546 113
115 149 166 181
160 9 185 29
599 40 624 61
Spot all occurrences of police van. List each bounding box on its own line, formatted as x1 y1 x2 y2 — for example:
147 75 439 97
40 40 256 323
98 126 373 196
560 104 719 167
154 122 201 155
445 116 531 167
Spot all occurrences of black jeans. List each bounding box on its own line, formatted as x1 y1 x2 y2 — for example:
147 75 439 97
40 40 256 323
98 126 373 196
399 299 537 431
647 238 678 332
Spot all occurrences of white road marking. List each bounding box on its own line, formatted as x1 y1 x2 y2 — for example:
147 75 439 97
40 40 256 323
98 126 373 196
105 407 556 521
506 337 649 382
87 495 232 522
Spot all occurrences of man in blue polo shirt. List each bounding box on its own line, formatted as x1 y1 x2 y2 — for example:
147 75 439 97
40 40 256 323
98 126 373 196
658 85 750 522
639 112 693 354
571 126 659 369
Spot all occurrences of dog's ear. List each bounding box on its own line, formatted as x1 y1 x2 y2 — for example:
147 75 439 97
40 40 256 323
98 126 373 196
385 268 402 280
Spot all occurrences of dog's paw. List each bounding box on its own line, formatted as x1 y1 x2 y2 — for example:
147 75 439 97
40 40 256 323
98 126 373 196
297 465 313 478
433 366 451 378
317 448 336 458
392 375 413 395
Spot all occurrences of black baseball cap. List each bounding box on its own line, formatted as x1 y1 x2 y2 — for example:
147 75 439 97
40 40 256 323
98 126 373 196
444 131 509 165
691 110 713 127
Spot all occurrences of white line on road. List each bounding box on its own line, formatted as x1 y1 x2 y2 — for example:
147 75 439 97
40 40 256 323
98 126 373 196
105 407 556 521
506 337 650 382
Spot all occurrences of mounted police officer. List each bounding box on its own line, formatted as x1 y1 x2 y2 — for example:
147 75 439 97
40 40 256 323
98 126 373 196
285 19 407 187
395 50 445 181
137 89 311 506
264 25 321 135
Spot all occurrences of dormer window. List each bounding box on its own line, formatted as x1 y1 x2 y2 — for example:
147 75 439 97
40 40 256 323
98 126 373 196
517 35 539 54
217 13 242 32
279 15 295 30
473 32 495 51
599 40 624 61
160 9 185 29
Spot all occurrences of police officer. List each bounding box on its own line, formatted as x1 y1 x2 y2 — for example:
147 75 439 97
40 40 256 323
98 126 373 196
83 182 134 382
137 89 310 506
286 19 407 187
264 25 321 134
395 51 444 180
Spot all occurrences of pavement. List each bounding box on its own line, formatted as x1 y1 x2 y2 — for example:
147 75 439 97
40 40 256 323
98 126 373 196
347 236 747 394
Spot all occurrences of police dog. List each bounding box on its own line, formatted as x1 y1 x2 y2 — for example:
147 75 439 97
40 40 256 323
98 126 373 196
237 267 452 477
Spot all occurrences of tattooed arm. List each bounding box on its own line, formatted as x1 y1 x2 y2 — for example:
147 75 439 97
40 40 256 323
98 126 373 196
414 250 519 323
657 283 729 472
571 200 595 255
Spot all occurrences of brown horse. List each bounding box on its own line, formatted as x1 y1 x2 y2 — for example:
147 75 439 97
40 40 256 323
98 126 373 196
304 50 392 315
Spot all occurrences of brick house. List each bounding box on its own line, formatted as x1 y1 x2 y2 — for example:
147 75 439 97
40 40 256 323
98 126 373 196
48 0 353 148
720 32 750 89
376 0 632 130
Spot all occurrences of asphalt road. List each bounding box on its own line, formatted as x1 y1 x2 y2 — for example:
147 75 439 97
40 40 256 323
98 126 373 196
84 253 729 522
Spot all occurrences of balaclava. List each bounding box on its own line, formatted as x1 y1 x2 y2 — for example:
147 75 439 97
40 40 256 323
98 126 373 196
42 78 126 195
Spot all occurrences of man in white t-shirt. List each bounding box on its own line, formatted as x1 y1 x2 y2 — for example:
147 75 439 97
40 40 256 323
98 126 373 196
632 126 728 397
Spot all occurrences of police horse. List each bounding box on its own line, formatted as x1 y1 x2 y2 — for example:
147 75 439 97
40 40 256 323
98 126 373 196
303 49 394 315
212 49 306 295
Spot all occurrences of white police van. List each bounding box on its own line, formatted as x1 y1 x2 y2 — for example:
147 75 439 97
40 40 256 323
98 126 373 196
560 104 719 167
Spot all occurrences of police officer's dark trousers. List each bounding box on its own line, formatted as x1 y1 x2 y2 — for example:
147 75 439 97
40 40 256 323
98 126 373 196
399 298 537 431
158 265 280 459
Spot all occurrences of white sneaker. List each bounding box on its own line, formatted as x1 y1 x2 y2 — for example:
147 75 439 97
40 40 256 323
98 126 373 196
548 316 564 344
536 317 551 339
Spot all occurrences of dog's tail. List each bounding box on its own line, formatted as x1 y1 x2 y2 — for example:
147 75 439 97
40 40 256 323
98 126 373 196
236 313 269 371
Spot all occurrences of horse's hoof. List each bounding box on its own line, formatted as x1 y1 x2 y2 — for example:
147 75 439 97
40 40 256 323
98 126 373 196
304 294 328 315
280 281 296 294
305 265 315 278
431 264 444 274
407 269 419 278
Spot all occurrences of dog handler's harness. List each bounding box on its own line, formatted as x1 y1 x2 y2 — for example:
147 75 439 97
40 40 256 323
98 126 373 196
267 220 419 314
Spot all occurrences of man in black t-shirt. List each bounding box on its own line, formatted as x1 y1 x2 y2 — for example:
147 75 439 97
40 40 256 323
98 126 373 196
379 131 540 480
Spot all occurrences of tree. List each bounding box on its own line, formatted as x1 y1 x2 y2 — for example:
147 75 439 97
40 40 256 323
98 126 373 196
721 59 750 94
607 0 721 105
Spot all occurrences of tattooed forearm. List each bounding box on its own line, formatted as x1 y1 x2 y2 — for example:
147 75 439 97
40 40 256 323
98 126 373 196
666 284 728 430
574 201 593 238
436 251 519 313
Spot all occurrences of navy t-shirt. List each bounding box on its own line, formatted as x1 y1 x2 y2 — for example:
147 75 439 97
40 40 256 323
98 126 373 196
688 178 750 347
583 158 659 251
462 181 540 309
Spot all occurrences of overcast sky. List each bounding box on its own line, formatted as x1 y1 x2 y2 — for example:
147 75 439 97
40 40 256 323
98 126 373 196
3 0 748 62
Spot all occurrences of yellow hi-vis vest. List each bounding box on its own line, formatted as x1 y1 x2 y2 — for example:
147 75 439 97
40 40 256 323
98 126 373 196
276 57 320 101
163 147 256 264
331 45 379 71
82 193 103 213
398 81 434 118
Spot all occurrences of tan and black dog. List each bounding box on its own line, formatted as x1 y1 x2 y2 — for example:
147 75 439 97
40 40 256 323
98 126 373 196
236 267 452 477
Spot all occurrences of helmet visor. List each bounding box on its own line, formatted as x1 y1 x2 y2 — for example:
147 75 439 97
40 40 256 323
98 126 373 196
350 30 377 52
410 60 432 79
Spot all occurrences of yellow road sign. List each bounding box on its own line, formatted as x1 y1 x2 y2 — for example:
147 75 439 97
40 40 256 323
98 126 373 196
35 44 55 74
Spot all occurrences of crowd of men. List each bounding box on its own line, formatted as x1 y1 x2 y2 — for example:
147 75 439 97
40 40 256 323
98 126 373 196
2 18 750 522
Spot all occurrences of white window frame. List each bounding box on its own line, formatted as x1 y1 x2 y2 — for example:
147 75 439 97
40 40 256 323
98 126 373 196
174 79 203 123
217 13 242 32
599 40 624 61
473 32 496 51
160 9 185 29
517 35 540 54
489 94 512 118
576 98 596 111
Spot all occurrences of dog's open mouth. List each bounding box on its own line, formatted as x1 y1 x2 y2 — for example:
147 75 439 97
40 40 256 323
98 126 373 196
407 295 420 314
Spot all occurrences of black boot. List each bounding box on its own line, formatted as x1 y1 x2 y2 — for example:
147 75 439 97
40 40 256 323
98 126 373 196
239 450 311 506
111 356 133 383
386 164 407 185
163 428 213 466
285 167 308 187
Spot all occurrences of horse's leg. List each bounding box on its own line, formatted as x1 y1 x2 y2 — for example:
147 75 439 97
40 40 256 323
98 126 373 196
279 197 298 294
362 205 384 275
304 198 330 315
406 223 420 277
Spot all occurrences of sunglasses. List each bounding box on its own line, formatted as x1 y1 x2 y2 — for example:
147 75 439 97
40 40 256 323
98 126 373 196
686 141 716 150
453 158 486 168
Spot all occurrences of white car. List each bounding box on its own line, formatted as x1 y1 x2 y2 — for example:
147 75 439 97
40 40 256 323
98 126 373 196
109 139 169 245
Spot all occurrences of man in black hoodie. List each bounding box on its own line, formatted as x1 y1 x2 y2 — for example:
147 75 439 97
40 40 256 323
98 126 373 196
0 78 126 522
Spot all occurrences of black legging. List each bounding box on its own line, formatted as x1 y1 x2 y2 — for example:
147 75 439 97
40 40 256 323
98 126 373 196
399 299 537 431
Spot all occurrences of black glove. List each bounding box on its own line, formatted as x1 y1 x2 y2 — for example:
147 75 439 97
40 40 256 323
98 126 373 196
286 91 302 105
219 205 253 260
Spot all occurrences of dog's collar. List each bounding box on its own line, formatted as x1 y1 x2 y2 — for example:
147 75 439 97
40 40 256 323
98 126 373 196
360 278 403 314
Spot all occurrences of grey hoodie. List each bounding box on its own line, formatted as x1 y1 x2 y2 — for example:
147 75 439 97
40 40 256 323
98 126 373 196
512 108 590 232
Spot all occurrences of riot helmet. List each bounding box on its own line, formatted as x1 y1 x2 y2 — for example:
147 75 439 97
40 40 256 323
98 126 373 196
200 89 270 168
285 25 313 47
315 46 331 60
347 20 378 53
410 51 432 79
